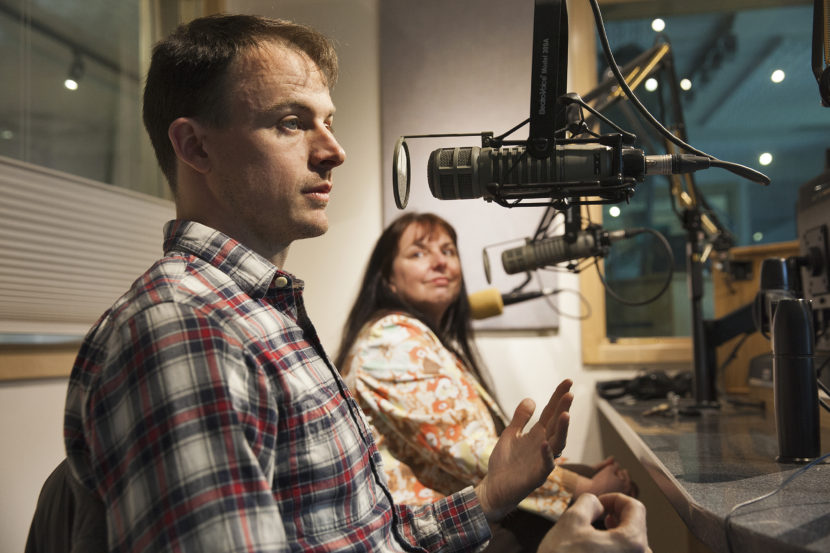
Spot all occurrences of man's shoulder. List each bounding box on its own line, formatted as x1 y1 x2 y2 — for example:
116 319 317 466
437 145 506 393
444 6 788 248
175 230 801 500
83 252 236 346
116 252 228 314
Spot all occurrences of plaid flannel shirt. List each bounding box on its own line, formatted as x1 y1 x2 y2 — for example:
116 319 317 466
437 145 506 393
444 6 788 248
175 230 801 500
64 220 489 553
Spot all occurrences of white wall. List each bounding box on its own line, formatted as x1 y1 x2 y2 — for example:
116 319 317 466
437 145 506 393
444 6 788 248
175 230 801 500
0 378 70 552
0 2 635 551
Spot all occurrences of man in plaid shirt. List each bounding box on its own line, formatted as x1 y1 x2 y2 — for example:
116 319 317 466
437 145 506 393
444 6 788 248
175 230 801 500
63 13 649 553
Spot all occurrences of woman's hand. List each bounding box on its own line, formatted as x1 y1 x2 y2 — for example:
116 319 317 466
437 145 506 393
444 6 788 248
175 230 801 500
572 458 636 497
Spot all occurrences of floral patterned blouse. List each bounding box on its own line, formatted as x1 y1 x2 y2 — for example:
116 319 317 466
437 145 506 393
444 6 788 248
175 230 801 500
340 312 577 520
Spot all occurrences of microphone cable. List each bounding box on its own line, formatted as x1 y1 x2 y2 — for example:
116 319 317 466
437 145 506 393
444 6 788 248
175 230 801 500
587 0 770 186
594 227 675 307
815 355 830 413
533 269 593 321
724 450 830 553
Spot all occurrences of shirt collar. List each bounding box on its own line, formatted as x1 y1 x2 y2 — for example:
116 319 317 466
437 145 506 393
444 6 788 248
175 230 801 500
162 220 300 299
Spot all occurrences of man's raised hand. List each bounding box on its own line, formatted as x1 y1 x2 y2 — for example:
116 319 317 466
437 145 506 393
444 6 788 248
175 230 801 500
475 379 573 520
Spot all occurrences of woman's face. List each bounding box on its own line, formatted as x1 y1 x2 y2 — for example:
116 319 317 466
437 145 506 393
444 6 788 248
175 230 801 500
388 222 463 325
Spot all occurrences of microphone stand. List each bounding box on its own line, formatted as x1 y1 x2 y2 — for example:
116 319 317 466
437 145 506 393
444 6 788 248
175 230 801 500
684 206 719 407
584 38 731 408
661 50 726 409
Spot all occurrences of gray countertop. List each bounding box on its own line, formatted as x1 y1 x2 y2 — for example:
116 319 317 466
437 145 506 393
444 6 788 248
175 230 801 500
596 396 830 553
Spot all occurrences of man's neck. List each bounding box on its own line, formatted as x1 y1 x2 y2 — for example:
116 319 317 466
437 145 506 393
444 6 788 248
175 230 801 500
270 247 290 269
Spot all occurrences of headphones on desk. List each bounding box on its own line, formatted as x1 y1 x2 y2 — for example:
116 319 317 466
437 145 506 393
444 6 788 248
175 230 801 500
596 371 692 401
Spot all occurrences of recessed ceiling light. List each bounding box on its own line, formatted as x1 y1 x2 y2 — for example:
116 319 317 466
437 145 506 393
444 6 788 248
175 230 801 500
680 78 692 91
609 206 621 218
759 152 773 166
645 78 659 92
651 18 666 32
770 69 785 83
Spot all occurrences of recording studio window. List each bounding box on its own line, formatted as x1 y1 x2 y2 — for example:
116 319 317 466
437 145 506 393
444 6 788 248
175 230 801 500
580 1 825 364
0 0 168 198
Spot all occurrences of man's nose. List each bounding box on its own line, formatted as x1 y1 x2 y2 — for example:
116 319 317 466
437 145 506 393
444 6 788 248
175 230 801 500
311 126 346 168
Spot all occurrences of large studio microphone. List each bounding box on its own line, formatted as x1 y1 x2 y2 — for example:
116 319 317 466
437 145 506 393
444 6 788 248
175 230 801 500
468 287 558 319
501 228 638 275
427 144 713 201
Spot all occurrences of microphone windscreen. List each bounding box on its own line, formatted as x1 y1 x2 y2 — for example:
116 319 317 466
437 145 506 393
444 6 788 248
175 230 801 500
468 288 504 320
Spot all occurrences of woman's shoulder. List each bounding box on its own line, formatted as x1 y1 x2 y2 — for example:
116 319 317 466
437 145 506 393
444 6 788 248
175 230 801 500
372 311 427 330
351 311 443 355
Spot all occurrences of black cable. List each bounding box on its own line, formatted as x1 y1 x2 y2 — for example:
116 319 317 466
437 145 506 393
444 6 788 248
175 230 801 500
715 332 766 410
534 207 561 241
816 353 830 378
587 0 770 186
725 451 830 553
595 228 675 306
816 373 830 413
718 332 751 374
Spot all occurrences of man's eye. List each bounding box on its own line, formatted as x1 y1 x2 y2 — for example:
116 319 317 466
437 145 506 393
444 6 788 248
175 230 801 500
280 118 300 131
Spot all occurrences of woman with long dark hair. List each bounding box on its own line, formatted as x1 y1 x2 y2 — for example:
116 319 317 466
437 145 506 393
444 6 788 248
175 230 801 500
335 212 634 552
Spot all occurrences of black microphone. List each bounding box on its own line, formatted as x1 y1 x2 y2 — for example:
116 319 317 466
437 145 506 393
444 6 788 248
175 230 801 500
427 144 712 202
501 228 634 275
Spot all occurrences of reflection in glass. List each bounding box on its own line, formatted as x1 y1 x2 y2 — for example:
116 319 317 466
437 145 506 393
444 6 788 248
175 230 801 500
0 0 167 198
599 4 823 339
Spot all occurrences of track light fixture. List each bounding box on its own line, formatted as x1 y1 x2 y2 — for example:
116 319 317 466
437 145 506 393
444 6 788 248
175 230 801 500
64 51 84 91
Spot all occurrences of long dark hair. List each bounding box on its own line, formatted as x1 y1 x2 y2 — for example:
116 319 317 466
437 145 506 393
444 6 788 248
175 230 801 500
334 213 492 394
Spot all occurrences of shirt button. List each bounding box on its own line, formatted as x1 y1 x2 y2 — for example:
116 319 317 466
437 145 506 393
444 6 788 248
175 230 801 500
275 276 289 288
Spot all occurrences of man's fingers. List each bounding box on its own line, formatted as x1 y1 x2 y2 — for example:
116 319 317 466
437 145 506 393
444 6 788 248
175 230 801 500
598 493 647 530
561 492 604 525
538 379 573 424
546 410 570 458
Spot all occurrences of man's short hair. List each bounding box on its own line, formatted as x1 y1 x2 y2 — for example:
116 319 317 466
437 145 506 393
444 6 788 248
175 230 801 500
142 14 338 193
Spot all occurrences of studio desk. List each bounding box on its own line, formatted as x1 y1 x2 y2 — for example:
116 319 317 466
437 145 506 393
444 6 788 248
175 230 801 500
596 395 830 553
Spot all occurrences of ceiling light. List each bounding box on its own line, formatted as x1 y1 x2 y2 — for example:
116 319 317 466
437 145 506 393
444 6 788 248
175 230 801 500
645 78 659 92
608 206 621 218
651 18 665 32
759 152 773 166
770 69 785 83
680 78 692 91
753 232 764 242
64 52 84 91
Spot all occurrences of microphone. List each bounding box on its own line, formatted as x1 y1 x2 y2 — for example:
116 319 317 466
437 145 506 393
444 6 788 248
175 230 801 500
427 144 713 202
468 287 559 320
501 228 634 275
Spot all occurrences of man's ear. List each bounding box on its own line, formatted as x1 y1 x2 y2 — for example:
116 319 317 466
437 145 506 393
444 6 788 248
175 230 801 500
168 117 210 174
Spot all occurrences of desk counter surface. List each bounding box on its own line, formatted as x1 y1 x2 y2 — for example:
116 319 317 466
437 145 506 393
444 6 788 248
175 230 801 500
597 396 830 553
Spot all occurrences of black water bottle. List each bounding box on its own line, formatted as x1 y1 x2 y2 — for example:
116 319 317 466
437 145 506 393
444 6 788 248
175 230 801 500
772 298 820 463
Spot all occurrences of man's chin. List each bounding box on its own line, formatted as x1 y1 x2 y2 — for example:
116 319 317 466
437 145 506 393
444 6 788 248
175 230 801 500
296 219 329 240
